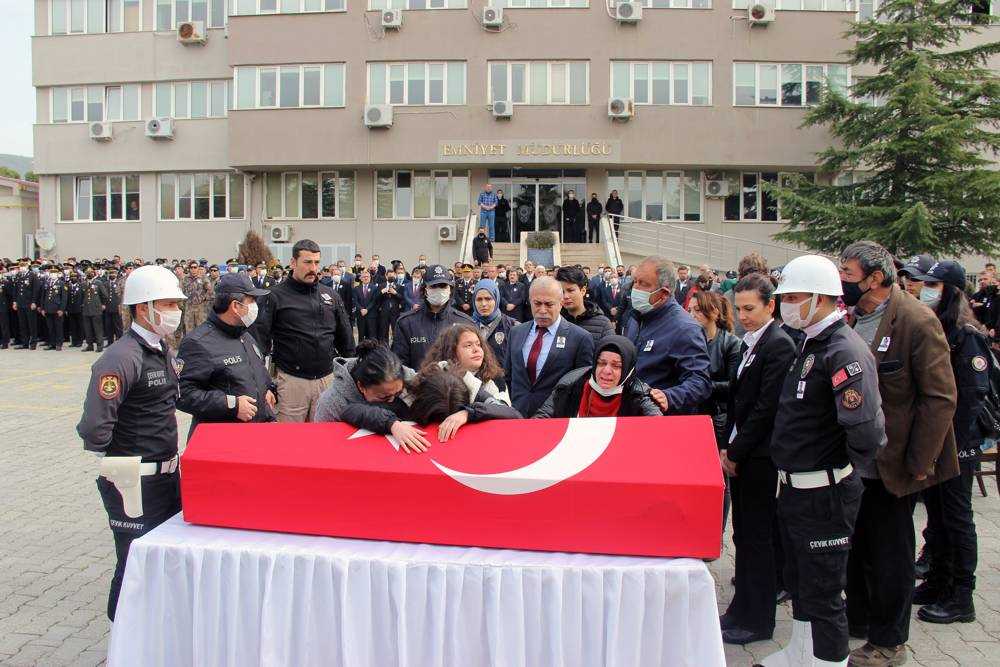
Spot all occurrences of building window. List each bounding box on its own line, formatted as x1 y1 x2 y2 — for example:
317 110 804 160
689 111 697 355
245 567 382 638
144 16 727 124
610 61 711 105
234 64 346 109
232 0 346 13
59 174 140 222
638 0 711 7
152 80 229 118
606 170 702 222
51 84 140 123
487 0 586 6
489 61 588 106
155 0 228 30
264 171 356 219
50 0 143 34
375 170 469 220
370 0 467 8
158 173 245 221
733 0 852 9
722 172 798 222
367 62 466 106
733 63 849 107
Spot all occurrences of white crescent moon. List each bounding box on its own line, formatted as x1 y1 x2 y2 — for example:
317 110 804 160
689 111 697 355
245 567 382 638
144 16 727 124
429 417 617 496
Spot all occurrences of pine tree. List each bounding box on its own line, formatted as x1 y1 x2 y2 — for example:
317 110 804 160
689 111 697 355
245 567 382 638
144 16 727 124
770 0 1000 257
237 230 275 267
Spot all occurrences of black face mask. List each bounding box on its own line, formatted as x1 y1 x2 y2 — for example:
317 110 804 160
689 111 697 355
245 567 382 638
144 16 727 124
840 276 870 307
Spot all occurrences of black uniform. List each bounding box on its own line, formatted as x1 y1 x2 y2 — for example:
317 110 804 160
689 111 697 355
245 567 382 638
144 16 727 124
40 275 69 350
66 278 85 346
586 197 603 243
771 316 885 663
0 271 11 348
499 279 528 322
391 302 473 369
76 327 182 620
13 269 41 348
82 278 109 351
102 275 125 345
176 312 277 440
478 313 518 368
453 279 476 316
255 275 355 380
380 277 407 344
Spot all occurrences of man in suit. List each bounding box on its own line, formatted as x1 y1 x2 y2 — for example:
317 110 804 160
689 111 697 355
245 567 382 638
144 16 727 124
353 270 382 343
404 266 424 312
504 277 595 417
674 265 692 306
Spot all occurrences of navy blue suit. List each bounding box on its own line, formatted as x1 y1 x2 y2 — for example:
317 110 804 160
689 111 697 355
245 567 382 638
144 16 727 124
504 317 595 417
403 280 423 312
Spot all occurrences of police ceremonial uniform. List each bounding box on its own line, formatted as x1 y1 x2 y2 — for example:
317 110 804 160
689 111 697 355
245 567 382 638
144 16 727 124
453 277 477 316
101 272 125 345
0 269 11 348
770 312 885 664
76 324 182 620
40 273 69 350
13 267 41 348
66 277 84 347
81 277 108 351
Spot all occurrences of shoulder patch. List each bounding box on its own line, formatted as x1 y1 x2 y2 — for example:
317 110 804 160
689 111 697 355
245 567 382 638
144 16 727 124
98 373 121 400
841 387 863 410
972 355 988 372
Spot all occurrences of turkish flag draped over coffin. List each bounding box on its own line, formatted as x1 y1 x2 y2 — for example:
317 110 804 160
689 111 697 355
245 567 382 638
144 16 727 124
180 416 724 558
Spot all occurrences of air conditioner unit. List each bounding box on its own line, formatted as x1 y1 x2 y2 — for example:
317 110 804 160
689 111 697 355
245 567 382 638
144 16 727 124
145 117 175 139
268 224 293 243
177 20 207 44
608 97 634 119
482 6 503 27
492 100 513 119
615 1 642 22
381 9 402 29
438 224 458 242
89 121 113 141
364 104 393 128
704 179 731 198
748 2 775 24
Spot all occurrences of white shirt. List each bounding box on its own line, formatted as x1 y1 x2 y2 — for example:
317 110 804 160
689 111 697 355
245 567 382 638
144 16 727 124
736 318 774 379
131 321 163 348
803 308 844 342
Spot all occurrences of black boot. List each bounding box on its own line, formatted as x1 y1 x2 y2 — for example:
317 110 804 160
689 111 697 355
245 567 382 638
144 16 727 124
915 546 930 580
83 345 94 352
918 587 975 624
913 580 947 606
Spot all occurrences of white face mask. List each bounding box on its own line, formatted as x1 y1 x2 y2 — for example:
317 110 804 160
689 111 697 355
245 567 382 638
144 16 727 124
779 294 819 330
238 301 259 328
630 288 659 315
148 302 182 337
426 287 451 306
919 286 941 308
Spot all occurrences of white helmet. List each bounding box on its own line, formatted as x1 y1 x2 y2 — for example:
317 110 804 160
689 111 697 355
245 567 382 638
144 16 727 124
123 265 187 305
774 255 843 297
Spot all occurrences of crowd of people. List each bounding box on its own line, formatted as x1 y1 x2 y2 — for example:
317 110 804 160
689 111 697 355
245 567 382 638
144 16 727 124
28 234 997 667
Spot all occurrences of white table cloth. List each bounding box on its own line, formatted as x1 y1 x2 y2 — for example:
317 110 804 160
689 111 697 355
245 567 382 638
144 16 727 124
108 514 724 667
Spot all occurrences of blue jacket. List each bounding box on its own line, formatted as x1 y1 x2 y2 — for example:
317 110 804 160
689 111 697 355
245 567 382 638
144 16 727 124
624 299 712 415
504 318 595 417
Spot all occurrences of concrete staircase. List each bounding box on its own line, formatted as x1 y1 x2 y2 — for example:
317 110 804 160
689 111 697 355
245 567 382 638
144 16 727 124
489 243 520 267
560 243 608 270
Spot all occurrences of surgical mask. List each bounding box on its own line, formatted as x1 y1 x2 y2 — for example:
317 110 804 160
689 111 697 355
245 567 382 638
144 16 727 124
779 295 819 330
630 288 659 315
840 276 870 307
919 286 941 308
426 287 451 306
148 302 182 337
396 274 405 282
238 301 259 328
587 366 634 397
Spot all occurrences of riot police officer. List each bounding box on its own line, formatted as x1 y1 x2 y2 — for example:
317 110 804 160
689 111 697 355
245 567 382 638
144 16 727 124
76 265 187 621
757 255 886 667
39 265 69 351
176 273 277 440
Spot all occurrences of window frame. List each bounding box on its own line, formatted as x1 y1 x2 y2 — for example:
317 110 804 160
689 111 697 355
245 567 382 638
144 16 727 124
369 0 467 8
50 0 145 35
231 0 348 13
722 171 798 223
154 80 229 118
488 60 590 106
732 62 851 107
367 62 466 107
59 174 140 223
264 170 357 220
606 170 703 223
154 0 228 30
158 172 246 221
636 0 712 8
374 169 470 220
50 84 141 124
235 64 347 110
732 0 854 9
609 60 712 106
486 0 588 7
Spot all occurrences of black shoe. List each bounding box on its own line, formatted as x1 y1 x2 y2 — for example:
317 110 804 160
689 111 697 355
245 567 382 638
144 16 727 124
915 547 930 580
83 345 93 352
96 346 104 352
70 342 82 348
29 343 37 350
16 344 28 349
848 623 869 639
722 627 771 645
54 345 63 351
730 576 736 586
0 343 7 349
776 589 791 604
913 581 946 606
719 610 739 631
918 588 975 624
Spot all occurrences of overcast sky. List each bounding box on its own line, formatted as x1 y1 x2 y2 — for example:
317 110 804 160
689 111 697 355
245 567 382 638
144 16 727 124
2 4 36 157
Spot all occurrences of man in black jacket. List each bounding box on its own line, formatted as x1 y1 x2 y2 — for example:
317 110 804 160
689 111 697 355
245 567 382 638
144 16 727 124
254 239 355 422
12 260 41 349
556 266 614 345
586 193 603 244
472 226 493 266
562 190 582 242
39 266 69 351
605 190 624 237
176 273 276 440
392 264 473 369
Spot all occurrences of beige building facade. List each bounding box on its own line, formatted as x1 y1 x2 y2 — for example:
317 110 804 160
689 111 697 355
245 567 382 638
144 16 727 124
31 0 999 267
0 177 40 260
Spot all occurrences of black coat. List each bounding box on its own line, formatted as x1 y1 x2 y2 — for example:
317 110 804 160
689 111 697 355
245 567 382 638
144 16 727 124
562 198 583 241
495 197 512 242
534 366 662 418
605 196 624 220
725 320 796 463
704 329 742 447
472 234 494 264
561 301 614 346
586 199 603 228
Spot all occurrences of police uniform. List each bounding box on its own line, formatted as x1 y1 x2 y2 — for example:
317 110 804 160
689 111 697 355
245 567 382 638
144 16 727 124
81 277 109 351
391 265 473 369
770 313 885 664
13 267 41 348
40 273 69 350
102 273 125 345
66 277 85 347
0 269 11 348
76 324 182 620
453 277 477 316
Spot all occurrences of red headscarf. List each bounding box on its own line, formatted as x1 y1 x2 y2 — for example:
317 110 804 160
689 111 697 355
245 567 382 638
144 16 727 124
577 381 623 417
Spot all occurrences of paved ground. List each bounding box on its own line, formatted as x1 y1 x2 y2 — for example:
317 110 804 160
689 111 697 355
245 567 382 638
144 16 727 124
1 346 999 666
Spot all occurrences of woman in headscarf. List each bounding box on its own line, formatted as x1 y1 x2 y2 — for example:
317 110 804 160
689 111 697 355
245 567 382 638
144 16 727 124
534 335 664 418
470 278 518 367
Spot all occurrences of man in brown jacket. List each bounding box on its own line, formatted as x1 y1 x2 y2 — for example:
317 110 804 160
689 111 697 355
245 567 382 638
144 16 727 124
838 241 959 667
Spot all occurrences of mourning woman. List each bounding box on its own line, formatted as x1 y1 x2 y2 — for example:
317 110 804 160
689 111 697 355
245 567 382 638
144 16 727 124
408 365 522 443
719 273 796 646
534 335 663 418
469 280 518 368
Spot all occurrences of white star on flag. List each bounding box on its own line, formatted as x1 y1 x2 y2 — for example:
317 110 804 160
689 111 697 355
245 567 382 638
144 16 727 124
347 422 417 452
